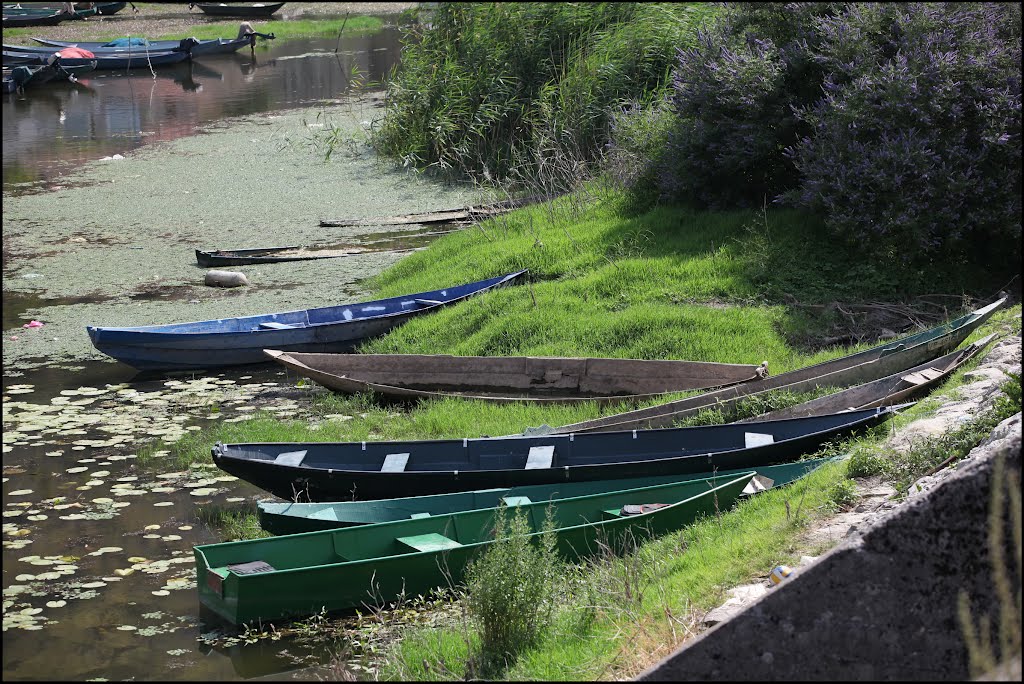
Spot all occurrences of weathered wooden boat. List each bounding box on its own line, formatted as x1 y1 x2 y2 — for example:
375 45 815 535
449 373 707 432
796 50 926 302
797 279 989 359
318 196 549 228
3 47 191 69
33 35 255 57
742 333 997 423
194 245 369 268
211 404 903 501
263 349 767 404
189 2 284 17
86 270 528 371
257 458 831 534
548 297 1005 434
197 470 756 624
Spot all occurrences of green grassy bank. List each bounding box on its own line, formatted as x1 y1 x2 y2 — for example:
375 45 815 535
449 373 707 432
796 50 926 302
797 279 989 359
141 188 1020 678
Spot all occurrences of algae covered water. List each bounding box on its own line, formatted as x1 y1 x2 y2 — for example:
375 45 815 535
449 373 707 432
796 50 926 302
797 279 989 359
2 22 489 682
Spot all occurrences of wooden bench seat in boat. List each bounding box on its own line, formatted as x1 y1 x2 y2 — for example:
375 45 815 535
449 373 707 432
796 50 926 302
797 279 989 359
396 533 462 553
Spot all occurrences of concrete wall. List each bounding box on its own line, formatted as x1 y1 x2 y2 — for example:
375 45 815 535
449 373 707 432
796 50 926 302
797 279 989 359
638 412 1022 681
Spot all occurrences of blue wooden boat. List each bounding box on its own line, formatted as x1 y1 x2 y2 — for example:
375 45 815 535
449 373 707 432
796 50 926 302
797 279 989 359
32 35 255 57
87 270 528 371
257 457 832 533
197 471 757 624
212 404 903 501
3 47 191 69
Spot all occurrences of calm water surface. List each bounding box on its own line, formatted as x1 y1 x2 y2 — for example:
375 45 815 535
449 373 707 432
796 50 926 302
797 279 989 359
2 22 402 189
3 22 413 681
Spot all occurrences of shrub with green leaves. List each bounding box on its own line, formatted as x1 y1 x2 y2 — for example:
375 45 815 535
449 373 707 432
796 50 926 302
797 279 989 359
464 504 561 676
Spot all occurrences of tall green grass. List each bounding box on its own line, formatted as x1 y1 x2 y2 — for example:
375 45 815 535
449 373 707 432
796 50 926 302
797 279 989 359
373 3 721 183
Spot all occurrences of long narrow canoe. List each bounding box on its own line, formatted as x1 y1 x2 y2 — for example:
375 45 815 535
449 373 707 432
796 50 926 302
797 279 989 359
1 9 65 27
211 404 902 501
743 333 997 423
32 36 254 57
547 297 1005 434
263 349 767 403
197 471 756 624
195 245 369 267
86 270 528 371
258 458 832 534
3 48 191 69
190 2 284 17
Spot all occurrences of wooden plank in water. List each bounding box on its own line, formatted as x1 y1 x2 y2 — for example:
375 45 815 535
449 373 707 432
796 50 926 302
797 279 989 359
318 195 548 228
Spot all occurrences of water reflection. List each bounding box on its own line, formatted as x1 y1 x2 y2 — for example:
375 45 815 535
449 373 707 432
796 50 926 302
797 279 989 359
2 27 403 190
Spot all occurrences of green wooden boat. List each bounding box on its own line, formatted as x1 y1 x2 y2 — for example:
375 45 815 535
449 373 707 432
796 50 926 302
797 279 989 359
197 471 757 625
257 458 830 534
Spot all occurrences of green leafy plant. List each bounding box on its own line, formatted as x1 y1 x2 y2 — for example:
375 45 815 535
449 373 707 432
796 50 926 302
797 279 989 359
463 504 561 676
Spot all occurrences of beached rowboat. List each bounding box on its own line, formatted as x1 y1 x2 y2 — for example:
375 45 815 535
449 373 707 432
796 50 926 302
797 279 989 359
263 349 767 403
190 2 284 17
257 458 831 533
86 270 528 371
546 297 1005 434
211 404 903 501
745 333 997 422
197 470 757 624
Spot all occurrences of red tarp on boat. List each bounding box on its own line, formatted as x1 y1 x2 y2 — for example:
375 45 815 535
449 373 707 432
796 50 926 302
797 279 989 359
57 47 96 58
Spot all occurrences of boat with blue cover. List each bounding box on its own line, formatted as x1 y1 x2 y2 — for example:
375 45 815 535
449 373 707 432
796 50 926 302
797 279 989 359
87 270 529 371
212 404 903 501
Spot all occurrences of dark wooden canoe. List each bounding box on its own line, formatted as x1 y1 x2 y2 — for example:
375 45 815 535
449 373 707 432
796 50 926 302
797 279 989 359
87 270 528 371
91 1 127 14
257 457 831 534
742 333 997 423
2 9 66 27
547 297 1005 434
190 2 284 17
211 404 903 501
198 471 755 624
263 349 767 403
195 245 370 268
34 36 253 57
3 47 190 69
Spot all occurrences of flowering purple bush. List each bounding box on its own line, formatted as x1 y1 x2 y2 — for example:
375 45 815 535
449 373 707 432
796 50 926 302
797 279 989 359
786 3 1021 263
651 2 1021 265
